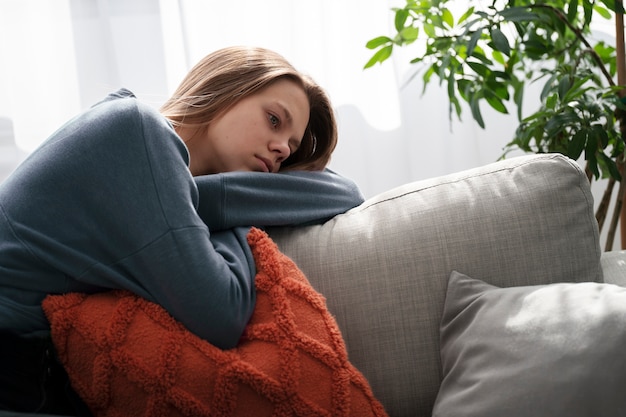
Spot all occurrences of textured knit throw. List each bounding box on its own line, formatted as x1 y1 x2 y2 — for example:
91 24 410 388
42 227 388 417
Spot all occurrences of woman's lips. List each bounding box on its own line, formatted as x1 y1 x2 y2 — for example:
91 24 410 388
256 156 274 173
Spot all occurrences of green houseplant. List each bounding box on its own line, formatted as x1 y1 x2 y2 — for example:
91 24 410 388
365 0 626 250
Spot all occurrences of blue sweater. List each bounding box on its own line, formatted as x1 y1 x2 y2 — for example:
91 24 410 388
0 89 364 349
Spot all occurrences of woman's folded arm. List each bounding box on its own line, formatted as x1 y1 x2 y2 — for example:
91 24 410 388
194 169 364 231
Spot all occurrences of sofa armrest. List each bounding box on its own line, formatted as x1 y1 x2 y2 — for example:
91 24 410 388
269 153 601 417
602 250 626 287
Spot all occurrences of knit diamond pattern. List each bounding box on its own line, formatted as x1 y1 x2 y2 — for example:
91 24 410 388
43 228 388 417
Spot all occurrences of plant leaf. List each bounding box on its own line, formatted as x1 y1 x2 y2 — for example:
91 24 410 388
558 76 572 99
467 28 483 57
400 27 419 43
567 0 579 22
540 74 558 101
467 61 490 77
470 97 486 128
365 36 392 50
492 50 505 65
498 7 540 22
363 45 393 69
485 94 509 113
395 8 409 32
567 129 587 160
599 151 622 180
442 8 454 28
593 4 612 19
458 7 475 24
514 81 524 120
424 22 436 37
491 28 511 56
583 0 593 25
458 79 472 101
593 123 610 148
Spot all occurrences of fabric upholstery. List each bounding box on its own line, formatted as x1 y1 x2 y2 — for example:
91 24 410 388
433 270 626 417
42 228 387 417
268 154 602 416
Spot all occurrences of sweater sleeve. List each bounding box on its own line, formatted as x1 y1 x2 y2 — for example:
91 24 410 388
193 169 365 231
116 226 255 350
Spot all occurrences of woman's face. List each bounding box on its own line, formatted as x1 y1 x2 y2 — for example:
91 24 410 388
181 78 310 175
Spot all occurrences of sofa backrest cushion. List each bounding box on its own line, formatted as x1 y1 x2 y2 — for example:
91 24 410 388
268 153 602 417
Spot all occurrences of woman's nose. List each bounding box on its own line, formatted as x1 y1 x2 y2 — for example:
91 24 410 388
270 138 291 162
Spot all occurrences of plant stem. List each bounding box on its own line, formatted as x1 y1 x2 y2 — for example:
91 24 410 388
596 176 615 231
606 173 625 250
616 1 626 249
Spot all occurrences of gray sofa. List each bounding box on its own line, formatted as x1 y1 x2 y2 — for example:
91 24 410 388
269 153 626 417
4 153 625 417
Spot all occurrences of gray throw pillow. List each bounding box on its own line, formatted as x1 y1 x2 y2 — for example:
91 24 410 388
433 270 626 417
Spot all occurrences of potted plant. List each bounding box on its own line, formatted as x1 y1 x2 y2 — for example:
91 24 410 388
365 0 626 250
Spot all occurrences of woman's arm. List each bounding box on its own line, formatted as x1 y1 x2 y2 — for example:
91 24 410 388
194 169 364 231
117 225 256 350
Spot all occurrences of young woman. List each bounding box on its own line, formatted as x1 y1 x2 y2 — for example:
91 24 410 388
0 46 364 414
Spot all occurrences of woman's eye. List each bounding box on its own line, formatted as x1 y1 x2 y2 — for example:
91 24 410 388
268 114 279 128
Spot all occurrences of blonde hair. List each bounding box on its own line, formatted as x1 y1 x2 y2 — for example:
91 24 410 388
160 46 337 171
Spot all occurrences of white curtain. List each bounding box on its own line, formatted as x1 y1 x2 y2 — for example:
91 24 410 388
0 0 518 190
0 0 619 246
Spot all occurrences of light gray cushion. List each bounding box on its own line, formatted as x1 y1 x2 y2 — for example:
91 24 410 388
269 154 602 417
433 270 626 417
